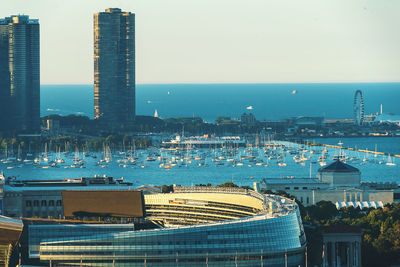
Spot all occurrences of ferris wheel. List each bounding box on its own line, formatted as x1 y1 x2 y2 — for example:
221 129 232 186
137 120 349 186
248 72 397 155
353 90 364 125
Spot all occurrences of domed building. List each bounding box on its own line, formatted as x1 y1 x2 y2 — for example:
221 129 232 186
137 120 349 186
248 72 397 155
257 160 394 207
317 160 361 188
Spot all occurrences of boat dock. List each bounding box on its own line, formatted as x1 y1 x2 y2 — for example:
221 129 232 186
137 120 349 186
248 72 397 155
307 142 400 158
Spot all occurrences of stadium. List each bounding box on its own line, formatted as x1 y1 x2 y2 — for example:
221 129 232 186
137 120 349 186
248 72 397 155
26 186 306 266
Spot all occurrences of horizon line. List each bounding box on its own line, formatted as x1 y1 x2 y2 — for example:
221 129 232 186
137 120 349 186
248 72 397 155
41 81 400 86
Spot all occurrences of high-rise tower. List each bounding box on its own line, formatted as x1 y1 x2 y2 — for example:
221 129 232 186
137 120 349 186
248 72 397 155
0 15 40 132
94 8 135 125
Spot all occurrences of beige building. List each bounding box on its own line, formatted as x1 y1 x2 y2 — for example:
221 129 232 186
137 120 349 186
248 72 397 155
256 160 394 206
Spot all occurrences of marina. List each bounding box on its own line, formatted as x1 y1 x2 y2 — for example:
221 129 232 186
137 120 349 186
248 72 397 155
1 137 399 187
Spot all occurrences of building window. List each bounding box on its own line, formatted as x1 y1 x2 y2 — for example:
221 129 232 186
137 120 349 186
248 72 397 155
56 200 62 206
306 197 310 204
41 200 47 206
294 187 299 190
49 200 54 206
285 187 290 190
300 197 303 203
26 200 32 207
303 187 308 190
33 200 39 207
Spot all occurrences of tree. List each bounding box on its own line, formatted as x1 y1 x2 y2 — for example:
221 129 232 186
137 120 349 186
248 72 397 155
216 181 239 188
307 200 338 221
161 185 174 193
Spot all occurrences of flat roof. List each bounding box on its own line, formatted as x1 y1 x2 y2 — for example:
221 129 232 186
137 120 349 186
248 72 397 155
4 185 135 192
261 178 326 184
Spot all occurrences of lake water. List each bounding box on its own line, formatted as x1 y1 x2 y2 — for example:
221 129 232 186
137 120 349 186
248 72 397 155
12 83 400 186
3 138 400 187
41 83 400 122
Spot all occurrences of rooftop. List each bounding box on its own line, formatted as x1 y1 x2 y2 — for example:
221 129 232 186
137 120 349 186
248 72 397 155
3 176 134 192
261 177 326 184
318 160 360 173
105 8 122 13
0 15 38 25
321 225 362 234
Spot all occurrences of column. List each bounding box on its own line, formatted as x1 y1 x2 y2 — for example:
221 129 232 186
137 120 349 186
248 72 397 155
346 242 350 267
331 242 336 267
357 241 362 267
347 242 353 267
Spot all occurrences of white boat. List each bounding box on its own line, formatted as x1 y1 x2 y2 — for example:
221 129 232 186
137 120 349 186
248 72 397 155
386 154 396 166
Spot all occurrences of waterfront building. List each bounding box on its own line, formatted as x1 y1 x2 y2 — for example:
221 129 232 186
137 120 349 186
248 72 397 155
0 15 40 132
94 8 135 125
2 176 134 218
256 160 395 207
241 113 257 126
373 113 400 126
21 187 306 266
286 116 324 128
162 134 246 148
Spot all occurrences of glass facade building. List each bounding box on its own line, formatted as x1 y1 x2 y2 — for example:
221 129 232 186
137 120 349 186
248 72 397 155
0 215 23 266
94 8 135 125
0 15 40 132
27 190 306 266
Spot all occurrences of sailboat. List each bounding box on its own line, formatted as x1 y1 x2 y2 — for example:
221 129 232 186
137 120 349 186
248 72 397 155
386 154 396 166
43 143 49 162
55 147 65 163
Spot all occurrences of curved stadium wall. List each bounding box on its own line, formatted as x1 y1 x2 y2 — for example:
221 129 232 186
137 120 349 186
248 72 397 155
29 187 306 266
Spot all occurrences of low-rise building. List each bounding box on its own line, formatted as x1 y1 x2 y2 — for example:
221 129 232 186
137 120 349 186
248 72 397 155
255 160 395 206
241 113 257 126
2 176 134 218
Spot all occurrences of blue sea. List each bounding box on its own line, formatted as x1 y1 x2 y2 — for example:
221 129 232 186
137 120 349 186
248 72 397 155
41 83 400 122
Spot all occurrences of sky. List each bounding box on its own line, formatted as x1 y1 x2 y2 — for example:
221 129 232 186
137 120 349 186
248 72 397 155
2 0 400 84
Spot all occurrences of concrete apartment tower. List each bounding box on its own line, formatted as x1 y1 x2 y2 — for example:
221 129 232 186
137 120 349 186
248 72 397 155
94 8 135 126
0 15 40 132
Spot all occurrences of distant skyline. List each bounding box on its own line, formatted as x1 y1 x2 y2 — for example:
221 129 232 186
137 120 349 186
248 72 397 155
3 0 400 84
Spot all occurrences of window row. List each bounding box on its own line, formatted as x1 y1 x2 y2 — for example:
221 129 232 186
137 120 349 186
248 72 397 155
26 199 62 207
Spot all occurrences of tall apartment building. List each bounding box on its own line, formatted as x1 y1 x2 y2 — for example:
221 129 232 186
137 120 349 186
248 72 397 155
0 15 40 132
94 8 135 125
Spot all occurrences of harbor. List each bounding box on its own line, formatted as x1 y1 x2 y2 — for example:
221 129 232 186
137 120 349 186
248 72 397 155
1 136 399 187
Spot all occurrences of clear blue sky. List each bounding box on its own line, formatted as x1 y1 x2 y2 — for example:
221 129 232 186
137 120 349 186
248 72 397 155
3 0 400 84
